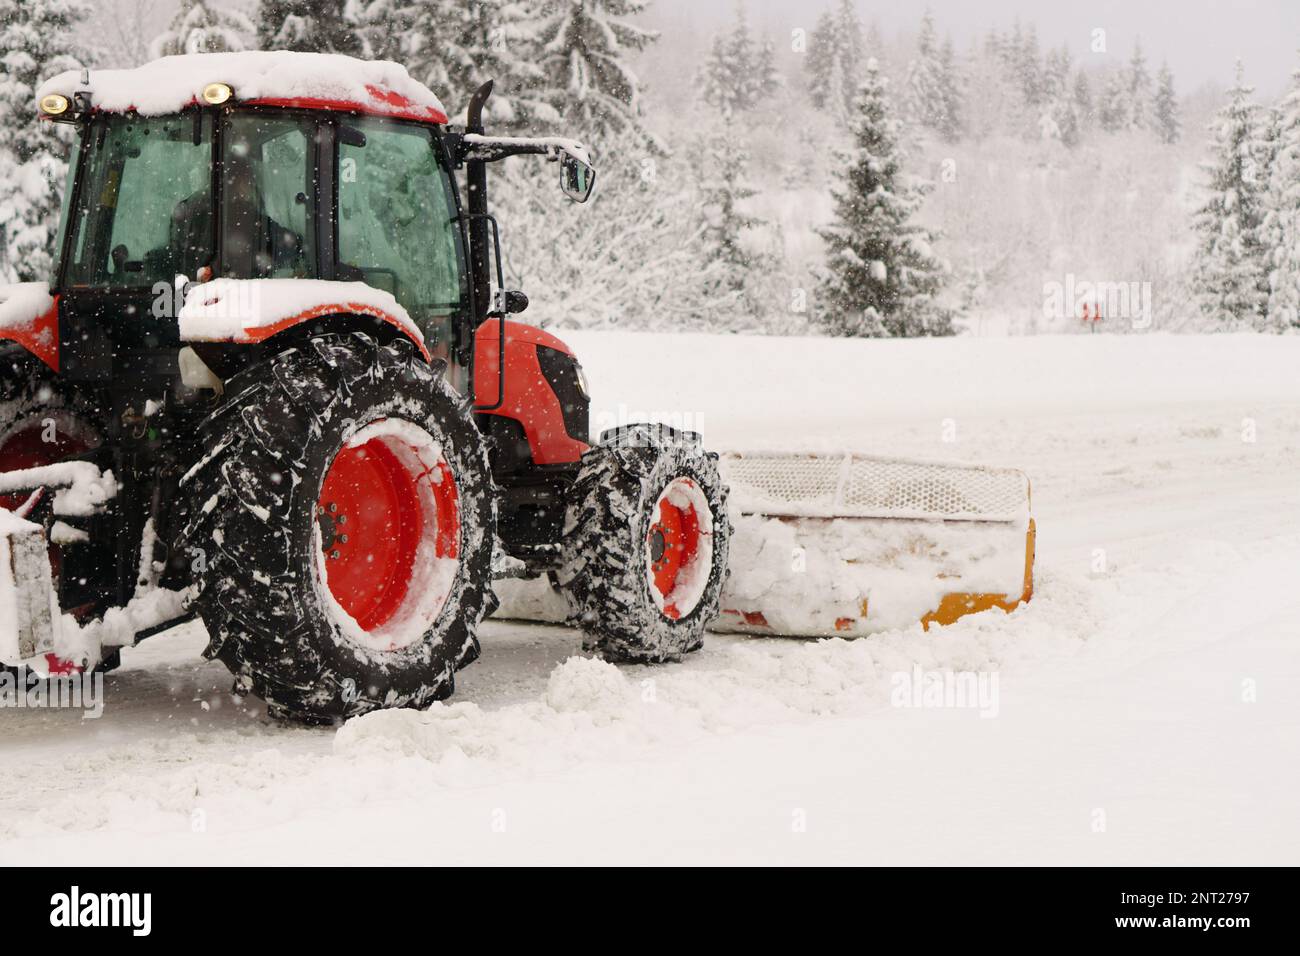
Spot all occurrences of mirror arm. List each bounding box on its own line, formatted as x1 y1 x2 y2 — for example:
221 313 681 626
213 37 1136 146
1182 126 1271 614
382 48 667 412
458 138 552 164
457 133 591 168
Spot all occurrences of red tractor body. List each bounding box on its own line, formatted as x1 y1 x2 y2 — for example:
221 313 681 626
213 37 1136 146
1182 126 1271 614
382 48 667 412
0 52 730 720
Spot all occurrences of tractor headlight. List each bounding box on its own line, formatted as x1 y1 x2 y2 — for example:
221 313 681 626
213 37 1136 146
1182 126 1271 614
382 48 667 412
39 94 69 116
201 83 233 105
535 346 591 443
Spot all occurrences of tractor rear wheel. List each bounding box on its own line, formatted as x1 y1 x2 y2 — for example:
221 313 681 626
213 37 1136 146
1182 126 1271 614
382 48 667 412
177 333 496 722
557 424 730 663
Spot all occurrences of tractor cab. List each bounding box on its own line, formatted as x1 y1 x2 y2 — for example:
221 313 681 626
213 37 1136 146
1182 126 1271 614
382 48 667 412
55 108 467 363
37 53 594 393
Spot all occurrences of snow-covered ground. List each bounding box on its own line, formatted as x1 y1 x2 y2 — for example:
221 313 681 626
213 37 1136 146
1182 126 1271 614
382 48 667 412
2 330 1298 865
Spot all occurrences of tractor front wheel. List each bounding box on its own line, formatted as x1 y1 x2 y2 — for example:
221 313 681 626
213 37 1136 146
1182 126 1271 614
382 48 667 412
178 333 496 722
557 424 730 663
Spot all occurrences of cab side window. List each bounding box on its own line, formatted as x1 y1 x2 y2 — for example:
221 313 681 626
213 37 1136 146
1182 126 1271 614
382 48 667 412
336 118 466 347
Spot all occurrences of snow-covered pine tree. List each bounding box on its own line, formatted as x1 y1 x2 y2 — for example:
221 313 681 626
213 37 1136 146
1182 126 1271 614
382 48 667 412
753 36 780 102
1098 70 1128 132
1072 69 1093 132
824 45 854 128
1038 47 1079 147
806 0 862 117
905 11 954 141
255 0 364 55
960 28 1022 142
0 0 90 284
999 19 1022 74
982 26 1003 62
1265 62 1300 330
1127 39 1152 131
937 36 962 141
534 0 656 142
991 17 1045 120
1256 104 1287 325
1193 63 1272 328
358 0 415 62
150 0 253 58
1013 21 1043 107
696 112 777 322
816 59 952 338
725 1 755 105
1152 63 1180 145
404 0 553 130
700 34 737 113
699 4 764 114
805 9 837 110
832 0 864 91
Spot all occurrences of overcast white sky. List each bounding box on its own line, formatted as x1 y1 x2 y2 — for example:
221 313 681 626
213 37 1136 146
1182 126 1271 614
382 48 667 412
652 0 1300 96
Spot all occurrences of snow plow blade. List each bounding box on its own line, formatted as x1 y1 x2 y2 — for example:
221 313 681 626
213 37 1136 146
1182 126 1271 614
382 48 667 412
714 451 1034 637
0 462 119 666
490 450 1035 638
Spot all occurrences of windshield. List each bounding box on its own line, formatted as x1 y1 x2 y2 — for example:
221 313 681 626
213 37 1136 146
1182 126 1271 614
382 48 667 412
64 113 214 289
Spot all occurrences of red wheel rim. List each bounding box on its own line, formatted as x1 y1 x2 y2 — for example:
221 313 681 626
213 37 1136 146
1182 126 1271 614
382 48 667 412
317 421 459 645
647 478 709 620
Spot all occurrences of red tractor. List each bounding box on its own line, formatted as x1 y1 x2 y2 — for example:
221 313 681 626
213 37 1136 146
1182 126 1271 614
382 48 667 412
0 52 730 721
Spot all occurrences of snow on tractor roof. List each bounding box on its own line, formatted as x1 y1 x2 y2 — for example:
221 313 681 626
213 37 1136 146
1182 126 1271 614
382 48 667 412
37 51 448 124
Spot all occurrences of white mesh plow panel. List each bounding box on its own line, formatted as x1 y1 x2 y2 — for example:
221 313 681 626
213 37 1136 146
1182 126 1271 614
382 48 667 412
720 451 1029 523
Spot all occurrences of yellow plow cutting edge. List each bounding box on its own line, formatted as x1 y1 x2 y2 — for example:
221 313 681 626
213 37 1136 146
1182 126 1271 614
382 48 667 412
713 451 1035 637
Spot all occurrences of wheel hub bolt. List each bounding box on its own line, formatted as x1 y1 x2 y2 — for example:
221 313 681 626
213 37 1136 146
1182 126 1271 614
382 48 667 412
649 527 666 563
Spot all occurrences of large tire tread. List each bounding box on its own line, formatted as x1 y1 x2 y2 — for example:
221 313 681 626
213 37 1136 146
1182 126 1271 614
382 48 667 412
558 424 730 664
176 332 496 723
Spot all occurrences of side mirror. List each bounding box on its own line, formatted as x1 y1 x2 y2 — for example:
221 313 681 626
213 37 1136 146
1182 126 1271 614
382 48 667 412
490 289 530 316
505 290 529 314
560 153 596 203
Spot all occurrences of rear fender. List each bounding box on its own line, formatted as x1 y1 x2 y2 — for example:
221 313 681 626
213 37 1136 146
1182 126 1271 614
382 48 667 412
177 278 431 361
229 305 431 361
0 284 59 372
